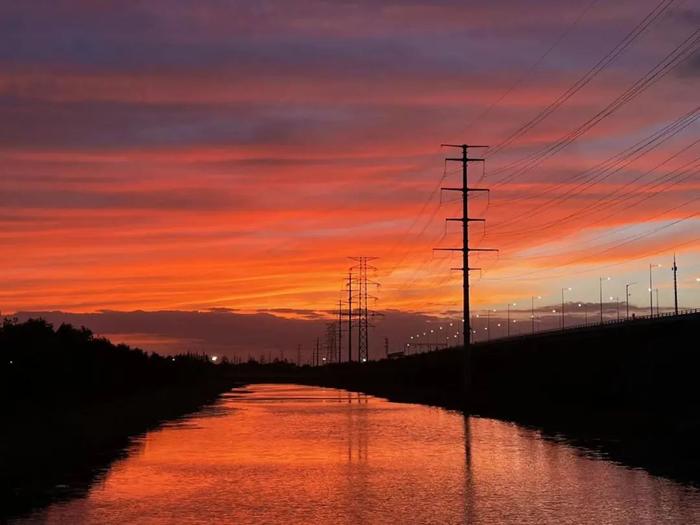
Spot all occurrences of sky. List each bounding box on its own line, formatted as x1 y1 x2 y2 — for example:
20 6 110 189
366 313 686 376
2 0 699 358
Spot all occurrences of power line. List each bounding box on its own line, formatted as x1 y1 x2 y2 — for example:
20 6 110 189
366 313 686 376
486 0 677 160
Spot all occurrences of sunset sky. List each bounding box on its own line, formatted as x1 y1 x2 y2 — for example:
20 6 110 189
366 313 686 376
2 1 699 356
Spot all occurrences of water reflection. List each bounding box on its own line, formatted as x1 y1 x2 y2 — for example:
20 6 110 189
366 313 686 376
18 384 700 524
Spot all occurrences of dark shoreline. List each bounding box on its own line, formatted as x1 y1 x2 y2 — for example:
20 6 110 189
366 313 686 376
2 380 239 521
291 376 700 487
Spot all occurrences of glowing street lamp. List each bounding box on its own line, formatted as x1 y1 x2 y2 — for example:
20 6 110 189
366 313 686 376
599 277 611 324
561 287 572 330
506 303 516 336
577 302 587 325
649 264 662 317
610 296 620 321
531 296 541 335
625 282 636 320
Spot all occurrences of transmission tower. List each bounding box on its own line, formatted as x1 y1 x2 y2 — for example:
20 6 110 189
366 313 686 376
434 144 497 395
324 322 338 363
338 271 358 362
350 257 379 363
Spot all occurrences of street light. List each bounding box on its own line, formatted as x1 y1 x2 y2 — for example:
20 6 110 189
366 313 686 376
625 282 636 320
485 309 495 341
649 264 662 317
507 303 516 336
531 296 541 335
655 288 660 317
599 277 611 324
577 303 587 325
561 287 571 330
610 296 620 321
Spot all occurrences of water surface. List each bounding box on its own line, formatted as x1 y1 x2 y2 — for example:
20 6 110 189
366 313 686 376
18 384 700 524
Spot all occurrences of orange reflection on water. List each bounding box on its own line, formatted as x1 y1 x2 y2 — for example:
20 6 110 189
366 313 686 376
30 384 700 525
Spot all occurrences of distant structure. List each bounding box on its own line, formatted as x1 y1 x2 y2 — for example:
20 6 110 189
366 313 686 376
350 257 379 363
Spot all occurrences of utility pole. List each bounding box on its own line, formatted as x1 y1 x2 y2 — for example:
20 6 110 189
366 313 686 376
673 254 679 315
315 337 320 366
434 144 496 398
347 271 353 362
338 299 343 363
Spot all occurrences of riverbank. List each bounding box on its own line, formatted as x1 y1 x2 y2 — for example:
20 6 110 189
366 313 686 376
3 382 238 520
282 313 700 486
1 319 239 520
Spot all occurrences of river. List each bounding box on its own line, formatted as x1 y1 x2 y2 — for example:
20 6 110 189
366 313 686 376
16 384 700 524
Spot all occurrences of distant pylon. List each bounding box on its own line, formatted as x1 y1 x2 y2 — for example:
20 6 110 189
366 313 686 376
350 257 379 363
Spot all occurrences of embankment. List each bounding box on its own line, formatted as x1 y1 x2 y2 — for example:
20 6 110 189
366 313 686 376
299 312 700 484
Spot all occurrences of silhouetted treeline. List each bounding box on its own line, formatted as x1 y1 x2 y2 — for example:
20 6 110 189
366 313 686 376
1 318 224 402
1 318 237 519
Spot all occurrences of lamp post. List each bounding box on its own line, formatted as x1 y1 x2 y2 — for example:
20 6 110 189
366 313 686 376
599 277 611 324
625 282 636 320
507 303 516 336
655 288 660 317
610 296 620 321
487 309 495 341
561 287 571 330
649 264 661 317
531 296 541 335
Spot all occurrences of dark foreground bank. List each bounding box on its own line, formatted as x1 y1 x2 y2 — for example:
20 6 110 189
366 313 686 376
1 319 238 520
236 313 700 486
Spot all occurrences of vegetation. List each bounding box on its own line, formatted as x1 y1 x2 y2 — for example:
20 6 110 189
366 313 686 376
1 318 226 402
1 318 236 519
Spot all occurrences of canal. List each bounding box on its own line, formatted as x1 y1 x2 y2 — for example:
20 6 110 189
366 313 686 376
17 384 700 524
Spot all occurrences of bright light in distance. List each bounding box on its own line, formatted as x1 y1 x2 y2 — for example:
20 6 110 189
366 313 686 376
577 303 582 307
361 358 367 363
211 356 218 362
552 309 557 313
